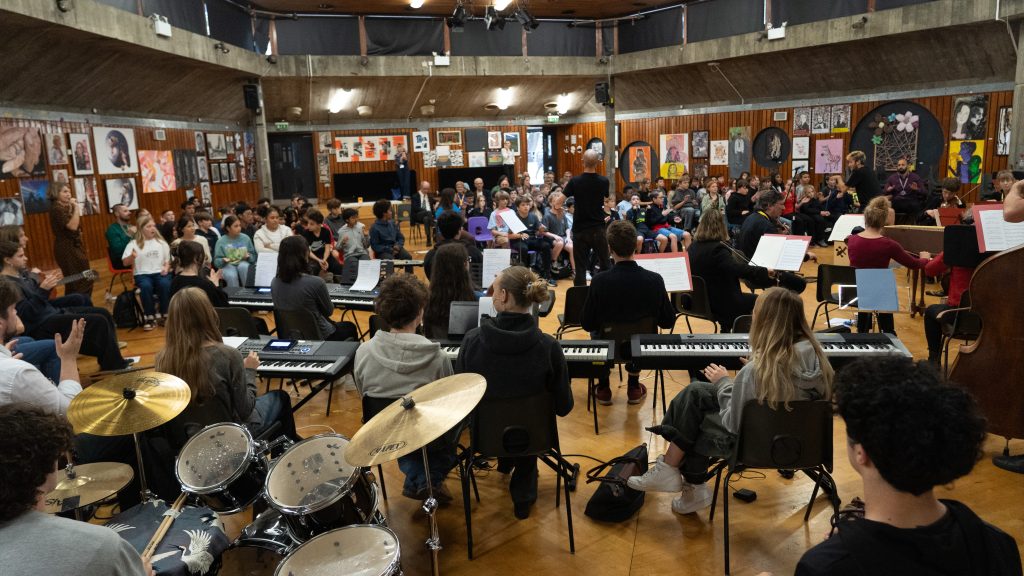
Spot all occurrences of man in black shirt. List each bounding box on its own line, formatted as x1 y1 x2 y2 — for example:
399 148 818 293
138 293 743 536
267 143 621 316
797 358 1021 576
563 150 611 286
737 189 785 259
837 150 881 209
725 179 753 227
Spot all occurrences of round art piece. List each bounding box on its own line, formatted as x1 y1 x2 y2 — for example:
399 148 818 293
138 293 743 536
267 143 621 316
753 127 791 169
586 137 605 160
850 100 943 179
618 141 659 185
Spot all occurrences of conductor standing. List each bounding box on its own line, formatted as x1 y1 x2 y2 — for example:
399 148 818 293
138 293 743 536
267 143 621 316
563 149 610 285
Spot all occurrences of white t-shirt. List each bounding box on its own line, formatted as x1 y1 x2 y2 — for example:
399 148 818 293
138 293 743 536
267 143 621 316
122 238 170 275
253 224 293 253
0 346 81 416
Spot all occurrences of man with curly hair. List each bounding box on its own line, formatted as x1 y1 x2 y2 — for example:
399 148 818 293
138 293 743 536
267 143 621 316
796 358 1022 575
0 404 150 574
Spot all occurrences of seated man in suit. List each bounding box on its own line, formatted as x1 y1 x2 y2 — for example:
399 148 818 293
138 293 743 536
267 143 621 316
412 180 436 247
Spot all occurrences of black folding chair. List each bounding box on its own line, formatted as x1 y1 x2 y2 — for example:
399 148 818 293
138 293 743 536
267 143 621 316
554 286 589 340
672 276 717 334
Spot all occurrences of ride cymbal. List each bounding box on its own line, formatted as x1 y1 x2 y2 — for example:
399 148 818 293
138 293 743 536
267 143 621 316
41 462 134 514
345 373 486 467
67 371 191 436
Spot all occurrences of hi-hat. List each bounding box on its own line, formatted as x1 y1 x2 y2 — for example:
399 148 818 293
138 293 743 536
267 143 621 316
345 373 486 467
67 371 191 436
42 462 134 514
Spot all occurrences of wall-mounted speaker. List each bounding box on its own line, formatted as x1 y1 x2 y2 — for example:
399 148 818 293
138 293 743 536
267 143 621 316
243 84 261 111
595 82 611 106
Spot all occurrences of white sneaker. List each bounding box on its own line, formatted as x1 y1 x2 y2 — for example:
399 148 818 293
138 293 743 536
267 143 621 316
626 455 683 493
671 482 713 515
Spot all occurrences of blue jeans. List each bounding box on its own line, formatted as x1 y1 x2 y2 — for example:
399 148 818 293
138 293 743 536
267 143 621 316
135 273 172 317
249 390 297 441
397 435 459 494
11 336 60 383
221 262 251 288
678 207 698 230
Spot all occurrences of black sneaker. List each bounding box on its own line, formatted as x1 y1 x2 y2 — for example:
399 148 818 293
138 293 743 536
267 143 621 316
514 500 534 520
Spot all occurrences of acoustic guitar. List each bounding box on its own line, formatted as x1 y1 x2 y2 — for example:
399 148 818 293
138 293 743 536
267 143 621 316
31 269 98 287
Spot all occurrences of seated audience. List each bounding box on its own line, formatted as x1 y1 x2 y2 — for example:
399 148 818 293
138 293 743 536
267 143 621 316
121 215 172 330
794 185 831 246
105 203 136 268
324 198 345 239
487 191 514 248
195 211 220 254
648 190 689 252
369 199 412 261
510 197 556 286
170 240 228 307
670 180 700 231
824 175 855 224
157 209 176 243
434 187 463 219
626 194 666 253
423 211 482 280
272 236 357 341
725 179 752 227
300 208 344 277
738 189 787 259
921 178 966 226
423 243 478 340
170 215 210 266
412 181 435 247
980 169 1016 202
543 192 573 275
235 202 257 238
214 214 256 288
253 205 292 253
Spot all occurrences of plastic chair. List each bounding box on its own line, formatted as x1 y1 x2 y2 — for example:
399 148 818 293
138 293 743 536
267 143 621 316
459 392 577 559
939 291 982 376
215 307 261 338
466 216 492 246
361 395 394 501
554 286 589 339
811 264 857 329
672 276 717 334
707 400 839 575
106 253 133 300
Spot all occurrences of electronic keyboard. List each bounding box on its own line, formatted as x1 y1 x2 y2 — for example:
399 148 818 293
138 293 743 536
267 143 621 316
631 332 912 371
224 285 377 311
437 339 615 379
226 337 359 378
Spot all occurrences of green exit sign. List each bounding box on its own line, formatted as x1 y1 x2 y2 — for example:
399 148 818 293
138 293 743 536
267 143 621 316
546 114 559 123
274 121 289 130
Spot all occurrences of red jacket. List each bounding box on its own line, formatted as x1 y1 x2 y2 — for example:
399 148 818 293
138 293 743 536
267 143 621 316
924 252 972 307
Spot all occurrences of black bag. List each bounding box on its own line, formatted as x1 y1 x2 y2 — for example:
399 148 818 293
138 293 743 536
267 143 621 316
113 291 143 329
584 443 648 522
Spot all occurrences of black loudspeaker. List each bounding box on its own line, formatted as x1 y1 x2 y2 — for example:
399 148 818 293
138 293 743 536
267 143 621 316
243 84 261 111
595 82 611 105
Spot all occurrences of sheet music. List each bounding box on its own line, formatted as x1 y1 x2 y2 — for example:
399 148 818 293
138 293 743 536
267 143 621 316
478 297 498 324
976 206 1024 252
502 211 527 234
350 259 382 292
253 252 278 287
828 214 865 242
634 253 693 292
222 336 248 349
482 249 511 288
749 234 810 272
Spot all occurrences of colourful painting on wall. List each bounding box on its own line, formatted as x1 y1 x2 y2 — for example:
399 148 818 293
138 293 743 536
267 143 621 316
629 145 652 182
659 133 688 179
728 127 750 178
815 139 844 174
47 132 67 166
437 130 463 147
413 131 430 153
106 178 138 210
710 140 729 166
502 132 520 155
92 127 139 175
692 131 709 159
74 177 101 215
70 133 94 176
138 150 177 193
948 140 984 183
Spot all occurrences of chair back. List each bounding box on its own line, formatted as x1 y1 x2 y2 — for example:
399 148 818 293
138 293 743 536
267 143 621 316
362 395 397 423
601 316 657 363
732 399 833 473
215 307 261 338
107 252 132 274
274 308 325 340
731 315 753 333
815 264 857 306
472 393 557 458
468 261 483 290
674 276 715 321
467 216 491 241
368 314 391 339
561 286 589 327
396 203 412 223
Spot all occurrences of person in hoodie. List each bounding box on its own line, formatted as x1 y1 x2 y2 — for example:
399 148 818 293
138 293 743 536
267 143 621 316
354 274 455 502
455 266 572 520
626 287 833 516
796 357 1021 576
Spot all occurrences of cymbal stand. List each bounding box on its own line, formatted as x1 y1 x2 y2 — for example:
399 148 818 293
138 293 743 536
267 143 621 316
132 432 155 503
421 446 442 576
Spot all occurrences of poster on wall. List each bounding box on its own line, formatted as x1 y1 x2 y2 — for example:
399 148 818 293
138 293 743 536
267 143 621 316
226 134 236 156
332 135 407 163
628 144 652 183
319 132 333 151
948 140 984 183
219 163 230 183
92 127 139 175
997 107 1011 156
502 132 520 156
450 149 465 167
586 138 604 161
243 132 256 182
74 177 100 215
194 131 206 154
485 150 503 166
423 150 437 168
792 137 810 160
793 107 811 136
815 139 844 174
197 157 209 182
710 140 729 166
173 150 197 189
412 131 430 153
831 105 851 133
318 153 330 183
753 127 790 168
791 159 810 179
69 133 94 176
228 163 238 183
659 133 688 179
691 163 709 180
437 130 462 147
138 150 177 193
20 179 49 214
950 95 988 140
691 131 709 159
0 198 23 226
361 136 379 161
206 133 228 160
728 127 750 178
435 145 451 168
211 164 221 184
200 182 212 207
468 151 486 168
1 126 46 178
105 178 138 211
487 131 502 149
47 133 67 165
52 169 69 185
811 106 831 134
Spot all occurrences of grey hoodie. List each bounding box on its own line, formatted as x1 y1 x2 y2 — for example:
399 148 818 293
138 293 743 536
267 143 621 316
716 339 828 434
336 222 369 259
353 331 453 399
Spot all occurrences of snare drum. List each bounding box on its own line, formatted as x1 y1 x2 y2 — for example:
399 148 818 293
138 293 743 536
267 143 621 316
275 524 401 576
176 422 267 514
264 434 379 542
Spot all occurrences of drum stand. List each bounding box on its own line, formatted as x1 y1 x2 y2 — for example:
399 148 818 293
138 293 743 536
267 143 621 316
421 446 442 576
132 432 156 503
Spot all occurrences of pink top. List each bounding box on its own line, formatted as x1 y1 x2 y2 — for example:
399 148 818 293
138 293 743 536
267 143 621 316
846 234 929 270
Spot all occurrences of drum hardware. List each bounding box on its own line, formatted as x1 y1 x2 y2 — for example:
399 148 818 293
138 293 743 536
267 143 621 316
42 461 134 518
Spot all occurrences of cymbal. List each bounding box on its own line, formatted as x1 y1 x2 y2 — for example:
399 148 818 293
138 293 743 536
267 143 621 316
67 371 191 436
41 462 134 514
346 373 486 467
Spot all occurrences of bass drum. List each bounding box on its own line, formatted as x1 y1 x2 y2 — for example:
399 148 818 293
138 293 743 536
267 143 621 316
176 422 267 513
275 524 402 576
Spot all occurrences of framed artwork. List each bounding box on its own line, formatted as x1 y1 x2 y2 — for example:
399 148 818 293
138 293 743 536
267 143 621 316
200 182 212 207
468 151 486 168
105 178 138 211
487 131 502 149
619 141 656 184
485 150 503 166
92 127 139 175
659 133 688 179
792 137 810 160
692 131 709 159
69 133 94 176
752 127 790 168
172 149 197 189
19 179 49 214
228 163 238 182
791 159 810 178
950 95 988 140
319 132 333 151
728 126 750 178
436 130 462 147
318 153 330 184
138 150 177 193
412 131 430 153
194 131 206 154
811 106 831 134
997 107 1011 156
793 107 811 136
1 126 46 178
710 140 729 166
74 177 100 215
197 157 209 181
831 104 851 133
502 132 520 155
206 133 228 160
211 164 221 184
691 162 709 180
815 139 844 174
52 169 69 185
47 132 67 166
0 198 23 226
219 163 230 183
225 134 236 155
948 140 984 183
586 137 604 161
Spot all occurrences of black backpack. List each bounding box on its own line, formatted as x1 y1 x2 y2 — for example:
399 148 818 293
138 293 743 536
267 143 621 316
584 443 648 522
113 291 143 329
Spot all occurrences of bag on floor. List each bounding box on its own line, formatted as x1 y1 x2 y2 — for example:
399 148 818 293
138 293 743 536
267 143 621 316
113 290 143 329
583 443 648 522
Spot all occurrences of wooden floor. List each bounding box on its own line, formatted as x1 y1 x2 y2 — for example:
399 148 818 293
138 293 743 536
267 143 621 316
79 237 1024 576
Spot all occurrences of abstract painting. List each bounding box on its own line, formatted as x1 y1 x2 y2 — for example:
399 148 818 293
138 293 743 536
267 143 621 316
948 140 984 184
691 131 709 159
659 133 688 179
710 140 729 166
413 131 430 153
138 150 177 193
831 104 851 133
69 133 94 176
20 179 49 214
1 126 46 178
950 95 987 140
728 126 750 178
815 139 844 174
793 107 811 136
811 106 831 134
92 127 139 175
997 107 1011 156
106 178 138 210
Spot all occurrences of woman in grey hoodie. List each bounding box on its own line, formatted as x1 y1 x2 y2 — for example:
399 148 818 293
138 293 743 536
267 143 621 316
353 274 456 502
626 287 834 516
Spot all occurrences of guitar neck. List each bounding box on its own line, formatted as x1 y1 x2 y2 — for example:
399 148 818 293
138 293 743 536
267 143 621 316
47 270 96 286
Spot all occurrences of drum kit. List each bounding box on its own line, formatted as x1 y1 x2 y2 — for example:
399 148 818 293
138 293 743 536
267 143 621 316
62 369 487 576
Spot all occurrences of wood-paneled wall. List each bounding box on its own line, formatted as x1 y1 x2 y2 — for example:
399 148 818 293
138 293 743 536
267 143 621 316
557 91 1013 200
314 126 527 200
0 121 260 270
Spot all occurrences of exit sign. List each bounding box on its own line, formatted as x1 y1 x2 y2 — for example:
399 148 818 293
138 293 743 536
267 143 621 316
546 114 559 123
274 121 289 130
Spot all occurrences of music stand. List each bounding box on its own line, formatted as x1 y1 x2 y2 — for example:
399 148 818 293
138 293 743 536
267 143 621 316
853 269 901 332
447 301 480 340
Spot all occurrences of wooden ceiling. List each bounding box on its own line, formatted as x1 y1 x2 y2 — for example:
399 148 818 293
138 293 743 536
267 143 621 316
249 0 677 20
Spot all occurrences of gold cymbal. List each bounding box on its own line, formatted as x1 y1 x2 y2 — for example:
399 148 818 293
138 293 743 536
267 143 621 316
345 373 486 467
67 371 191 436
41 462 134 514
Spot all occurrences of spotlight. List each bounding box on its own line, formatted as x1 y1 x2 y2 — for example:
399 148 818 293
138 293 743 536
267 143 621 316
213 42 230 54
56 0 71 12
410 0 425 8
484 6 505 31
852 15 868 29
447 2 467 31
514 7 539 32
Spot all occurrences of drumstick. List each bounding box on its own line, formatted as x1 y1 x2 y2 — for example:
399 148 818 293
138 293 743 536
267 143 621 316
141 493 188 561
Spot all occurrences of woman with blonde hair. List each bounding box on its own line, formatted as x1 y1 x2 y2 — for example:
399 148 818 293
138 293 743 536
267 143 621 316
627 287 834 515
47 180 93 296
121 214 171 330
156 287 295 448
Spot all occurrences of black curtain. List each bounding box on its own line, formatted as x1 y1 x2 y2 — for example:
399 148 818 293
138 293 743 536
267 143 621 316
94 0 137 13
206 0 255 51
619 7 682 53
450 20 522 57
366 18 443 56
771 0 868 26
275 17 360 56
876 0 937 9
687 0 763 42
527 24 597 57
253 17 271 54
142 0 207 36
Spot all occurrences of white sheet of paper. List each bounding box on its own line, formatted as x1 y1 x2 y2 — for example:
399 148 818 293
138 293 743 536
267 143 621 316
350 259 382 292
749 235 809 272
828 214 865 242
502 210 527 234
635 255 692 292
254 252 278 287
978 208 1024 251
222 336 248 349
478 297 498 324
482 249 511 288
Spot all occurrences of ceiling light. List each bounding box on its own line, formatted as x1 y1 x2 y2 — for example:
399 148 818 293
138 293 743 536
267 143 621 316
484 6 505 30
357 105 373 117
494 0 512 11
447 2 467 31
556 93 571 115
495 87 513 111
409 0 425 8
514 7 539 32
327 89 353 113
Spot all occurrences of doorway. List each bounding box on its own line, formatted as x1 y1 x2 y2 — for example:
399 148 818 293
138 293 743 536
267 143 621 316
268 133 315 201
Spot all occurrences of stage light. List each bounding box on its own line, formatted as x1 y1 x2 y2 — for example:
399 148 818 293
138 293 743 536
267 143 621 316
494 0 512 11
410 0 425 8
328 89 353 113
514 7 539 32
485 6 505 31
556 93 571 115
496 87 513 111
447 2 467 31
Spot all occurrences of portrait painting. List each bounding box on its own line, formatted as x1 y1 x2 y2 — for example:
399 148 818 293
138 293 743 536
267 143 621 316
197 157 209 182
629 145 651 183
660 133 688 179
200 182 212 207
211 163 221 184
793 107 811 136
503 132 520 155
792 136 810 160
948 140 984 183
92 127 139 175
811 106 831 134
728 126 750 178
1 126 46 178
138 150 177 193
69 133 94 176
47 132 67 166
194 131 206 154
0 198 23 226
691 131 709 159
52 169 69 185
710 140 729 166
105 177 138 211
997 107 1011 156
950 95 988 141
831 104 851 133
487 131 502 149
